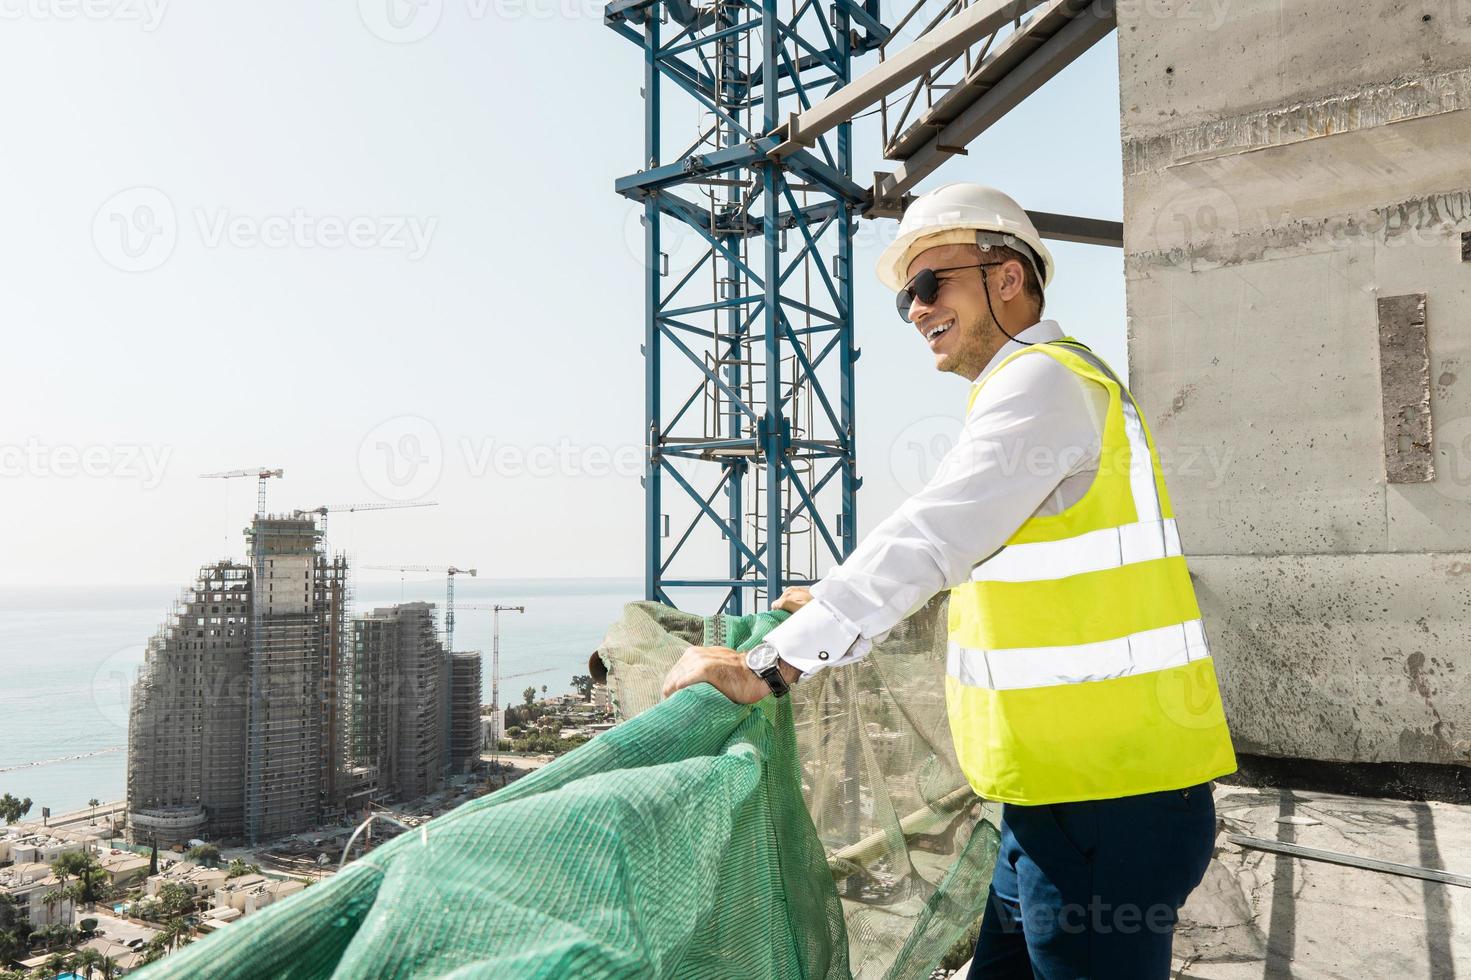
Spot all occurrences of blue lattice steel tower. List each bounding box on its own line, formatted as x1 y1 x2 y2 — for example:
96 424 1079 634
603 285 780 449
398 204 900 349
607 0 885 613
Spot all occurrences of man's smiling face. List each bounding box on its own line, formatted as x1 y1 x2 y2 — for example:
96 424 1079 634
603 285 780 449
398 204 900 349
902 242 1002 380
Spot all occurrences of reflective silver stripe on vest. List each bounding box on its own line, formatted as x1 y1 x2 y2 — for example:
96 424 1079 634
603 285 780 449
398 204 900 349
946 618 1210 691
972 517 1182 583
1055 342 1162 524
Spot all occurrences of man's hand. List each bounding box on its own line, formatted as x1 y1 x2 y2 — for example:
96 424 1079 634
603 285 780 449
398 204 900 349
771 586 813 614
661 646 769 703
661 645 795 703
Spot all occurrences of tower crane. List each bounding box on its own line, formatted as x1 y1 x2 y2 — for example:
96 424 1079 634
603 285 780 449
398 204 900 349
458 602 530 709
460 603 526 776
294 501 438 553
200 466 284 516
499 665 553 682
361 564 478 650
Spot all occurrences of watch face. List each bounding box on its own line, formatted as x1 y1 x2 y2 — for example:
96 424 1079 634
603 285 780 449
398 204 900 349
745 643 778 672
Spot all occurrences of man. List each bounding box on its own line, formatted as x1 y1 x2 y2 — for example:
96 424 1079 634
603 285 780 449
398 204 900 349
661 182 1237 978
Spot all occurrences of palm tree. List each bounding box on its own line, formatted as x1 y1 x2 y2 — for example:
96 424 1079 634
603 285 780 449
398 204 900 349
98 956 118 980
162 915 191 951
41 890 60 929
41 953 67 978
51 851 101 929
83 868 108 913
138 936 167 966
76 946 103 979
88 799 99 824
0 793 32 825
63 880 87 929
63 872 108 931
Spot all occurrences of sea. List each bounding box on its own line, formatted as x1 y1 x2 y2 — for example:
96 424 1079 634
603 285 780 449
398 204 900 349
0 577 710 818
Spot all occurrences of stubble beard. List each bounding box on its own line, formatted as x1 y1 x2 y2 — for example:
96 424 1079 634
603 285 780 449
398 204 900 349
936 312 1001 380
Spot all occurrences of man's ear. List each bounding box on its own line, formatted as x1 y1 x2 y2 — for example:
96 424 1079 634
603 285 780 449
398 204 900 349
999 259 1027 302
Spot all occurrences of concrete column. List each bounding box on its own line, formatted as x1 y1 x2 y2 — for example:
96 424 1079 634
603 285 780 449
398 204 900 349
1117 1 1471 767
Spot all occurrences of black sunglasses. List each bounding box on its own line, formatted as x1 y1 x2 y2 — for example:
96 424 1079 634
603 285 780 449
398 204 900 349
895 262 1004 322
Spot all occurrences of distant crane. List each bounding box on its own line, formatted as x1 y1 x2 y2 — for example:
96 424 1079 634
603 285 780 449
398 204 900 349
362 564 478 650
294 501 438 553
459 602 531 709
499 666 554 682
460 603 526 776
200 466 284 516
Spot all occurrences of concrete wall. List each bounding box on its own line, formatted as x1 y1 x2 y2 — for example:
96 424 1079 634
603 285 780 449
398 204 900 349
1117 1 1471 767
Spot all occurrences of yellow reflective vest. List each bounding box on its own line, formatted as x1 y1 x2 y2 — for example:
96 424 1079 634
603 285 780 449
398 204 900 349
945 339 1237 805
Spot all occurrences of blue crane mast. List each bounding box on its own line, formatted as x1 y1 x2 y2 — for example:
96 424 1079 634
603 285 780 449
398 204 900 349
607 0 886 613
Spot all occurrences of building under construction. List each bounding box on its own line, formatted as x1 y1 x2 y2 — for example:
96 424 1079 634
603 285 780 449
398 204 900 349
126 560 252 846
350 602 449 803
243 515 346 842
127 517 348 846
126 516 483 847
448 651 484 774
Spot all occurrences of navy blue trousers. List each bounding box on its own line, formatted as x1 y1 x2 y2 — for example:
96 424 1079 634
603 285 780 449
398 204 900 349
967 782 1217 979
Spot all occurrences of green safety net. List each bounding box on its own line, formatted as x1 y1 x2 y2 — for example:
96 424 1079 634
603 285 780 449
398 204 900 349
601 599 1001 978
135 599 999 979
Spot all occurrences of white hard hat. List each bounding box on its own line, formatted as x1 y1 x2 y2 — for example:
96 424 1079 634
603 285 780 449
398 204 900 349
875 182 1054 292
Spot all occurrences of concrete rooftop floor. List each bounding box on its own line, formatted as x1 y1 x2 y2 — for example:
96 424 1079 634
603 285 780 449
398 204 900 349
1174 786 1470 978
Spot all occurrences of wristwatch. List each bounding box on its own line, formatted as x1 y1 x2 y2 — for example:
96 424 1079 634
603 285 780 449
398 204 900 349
744 642 791 699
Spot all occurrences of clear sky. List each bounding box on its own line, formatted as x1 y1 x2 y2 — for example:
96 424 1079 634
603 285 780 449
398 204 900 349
0 1 1124 588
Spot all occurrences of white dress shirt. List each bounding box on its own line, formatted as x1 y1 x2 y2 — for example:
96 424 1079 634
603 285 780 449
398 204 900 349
763 320 1110 679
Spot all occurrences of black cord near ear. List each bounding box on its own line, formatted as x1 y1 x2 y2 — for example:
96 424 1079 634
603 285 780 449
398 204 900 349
980 266 1033 346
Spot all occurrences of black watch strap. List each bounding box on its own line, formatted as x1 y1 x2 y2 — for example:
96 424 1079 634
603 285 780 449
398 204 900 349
756 662 790 699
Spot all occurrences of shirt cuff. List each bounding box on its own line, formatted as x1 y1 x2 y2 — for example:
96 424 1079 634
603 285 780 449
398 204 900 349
762 598 862 680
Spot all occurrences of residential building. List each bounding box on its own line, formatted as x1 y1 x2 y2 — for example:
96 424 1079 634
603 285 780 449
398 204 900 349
0 862 72 929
